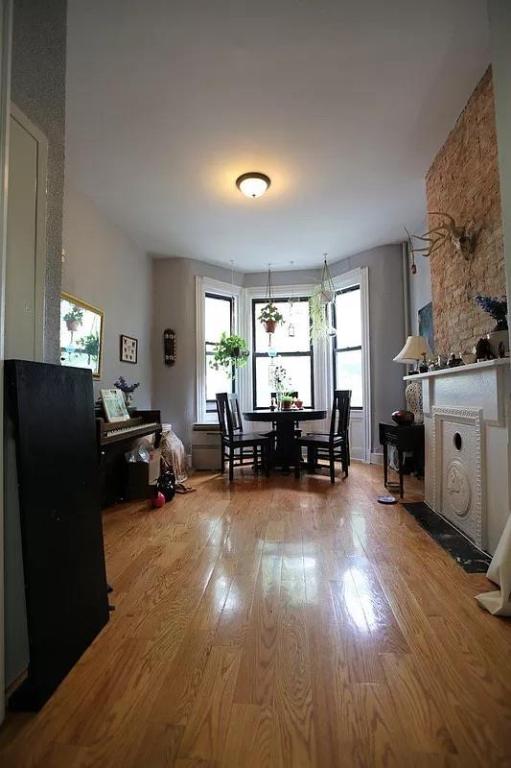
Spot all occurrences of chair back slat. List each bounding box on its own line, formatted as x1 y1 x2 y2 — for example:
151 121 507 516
216 393 231 438
228 393 243 433
329 390 351 439
216 392 243 439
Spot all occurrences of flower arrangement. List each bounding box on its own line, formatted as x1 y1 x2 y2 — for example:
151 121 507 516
258 302 284 334
209 333 249 378
114 376 140 394
475 295 508 331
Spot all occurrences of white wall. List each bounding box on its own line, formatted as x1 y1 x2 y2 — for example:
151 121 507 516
63 184 152 407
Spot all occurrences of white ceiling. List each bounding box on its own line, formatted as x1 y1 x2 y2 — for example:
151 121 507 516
66 0 490 271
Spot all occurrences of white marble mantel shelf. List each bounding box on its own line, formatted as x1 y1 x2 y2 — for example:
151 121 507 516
403 358 510 382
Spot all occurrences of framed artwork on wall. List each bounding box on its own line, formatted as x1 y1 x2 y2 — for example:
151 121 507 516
120 334 138 364
418 301 434 354
60 293 104 378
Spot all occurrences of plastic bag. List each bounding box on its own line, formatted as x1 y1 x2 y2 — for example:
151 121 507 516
125 445 151 463
160 424 187 483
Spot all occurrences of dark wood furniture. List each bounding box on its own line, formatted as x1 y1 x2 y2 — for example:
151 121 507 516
243 407 327 472
5 361 109 710
96 409 162 507
217 393 271 482
379 421 425 498
295 390 351 483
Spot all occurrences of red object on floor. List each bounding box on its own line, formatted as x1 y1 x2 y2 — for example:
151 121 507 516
152 491 166 508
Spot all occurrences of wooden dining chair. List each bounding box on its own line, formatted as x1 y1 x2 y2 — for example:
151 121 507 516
216 393 271 482
295 390 351 483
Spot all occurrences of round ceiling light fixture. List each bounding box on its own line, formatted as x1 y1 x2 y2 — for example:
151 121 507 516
236 172 271 198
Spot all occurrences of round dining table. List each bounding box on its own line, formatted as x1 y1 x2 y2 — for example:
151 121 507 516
243 408 327 471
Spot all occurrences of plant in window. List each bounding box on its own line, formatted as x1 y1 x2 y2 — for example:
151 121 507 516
210 333 249 378
258 302 284 334
78 332 100 365
63 304 84 331
279 394 294 410
310 255 337 339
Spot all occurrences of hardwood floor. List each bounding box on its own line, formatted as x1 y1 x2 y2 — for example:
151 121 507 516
1 463 511 767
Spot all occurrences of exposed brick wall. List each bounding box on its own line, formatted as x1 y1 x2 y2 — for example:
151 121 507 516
426 67 506 356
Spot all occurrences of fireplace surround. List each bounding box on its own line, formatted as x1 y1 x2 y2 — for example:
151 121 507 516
404 359 510 555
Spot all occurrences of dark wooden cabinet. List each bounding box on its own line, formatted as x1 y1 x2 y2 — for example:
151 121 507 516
379 422 424 498
5 361 110 710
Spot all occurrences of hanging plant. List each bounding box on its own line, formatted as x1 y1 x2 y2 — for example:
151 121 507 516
258 302 284 334
310 253 337 339
209 333 249 378
309 291 330 340
258 264 285 334
317 253 336 304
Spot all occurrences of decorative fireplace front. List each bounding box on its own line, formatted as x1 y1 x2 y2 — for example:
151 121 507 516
432 406 485 549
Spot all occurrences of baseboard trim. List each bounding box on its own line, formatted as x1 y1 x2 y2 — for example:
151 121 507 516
370 451 383 465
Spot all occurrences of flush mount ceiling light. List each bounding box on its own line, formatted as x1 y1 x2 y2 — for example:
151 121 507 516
236 172 271 198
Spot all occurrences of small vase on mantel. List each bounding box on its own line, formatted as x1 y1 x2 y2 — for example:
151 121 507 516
487 330 509 359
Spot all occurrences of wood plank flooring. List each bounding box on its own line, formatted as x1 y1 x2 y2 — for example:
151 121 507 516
1 463 511 767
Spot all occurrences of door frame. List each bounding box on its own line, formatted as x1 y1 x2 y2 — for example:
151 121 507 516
8 103 48 361
0 0 12 725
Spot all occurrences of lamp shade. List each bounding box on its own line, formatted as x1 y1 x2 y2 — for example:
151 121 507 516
393 335 431 363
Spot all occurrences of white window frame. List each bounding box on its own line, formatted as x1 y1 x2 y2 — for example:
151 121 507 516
195 276 241 423
328 266 371 462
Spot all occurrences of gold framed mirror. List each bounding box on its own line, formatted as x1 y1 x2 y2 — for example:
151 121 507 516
60 292 104 379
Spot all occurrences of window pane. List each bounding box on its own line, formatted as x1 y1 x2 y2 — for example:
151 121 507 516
335 288 361 348
205 295 231 343
206 357 232 403
254 299 310 353
255 356 312 409
335 349 362 407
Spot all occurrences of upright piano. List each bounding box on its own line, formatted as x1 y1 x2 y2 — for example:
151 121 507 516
96 409 162 507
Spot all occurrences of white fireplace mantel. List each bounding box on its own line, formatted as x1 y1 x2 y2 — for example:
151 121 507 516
404 359 510 555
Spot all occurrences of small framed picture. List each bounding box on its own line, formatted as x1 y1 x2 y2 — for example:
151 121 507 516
120 334 138 364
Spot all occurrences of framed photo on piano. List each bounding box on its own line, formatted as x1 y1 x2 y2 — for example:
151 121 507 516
101 388 130 422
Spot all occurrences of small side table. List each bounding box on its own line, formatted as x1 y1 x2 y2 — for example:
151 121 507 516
379 422 424 498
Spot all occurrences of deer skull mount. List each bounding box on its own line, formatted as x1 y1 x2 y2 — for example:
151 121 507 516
405 212 477 275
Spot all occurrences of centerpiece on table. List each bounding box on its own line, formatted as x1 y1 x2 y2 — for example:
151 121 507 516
113 376 140 408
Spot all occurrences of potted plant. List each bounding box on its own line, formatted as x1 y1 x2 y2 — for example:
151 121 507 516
258 302 284 334
209 333 249 378
280 394 293 410
63 305 84 332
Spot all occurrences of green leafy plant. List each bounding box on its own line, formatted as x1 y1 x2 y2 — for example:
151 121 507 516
280 394 294 409
78 332 99 364
63 305 84 332
258 302 284 332
209 333 249 378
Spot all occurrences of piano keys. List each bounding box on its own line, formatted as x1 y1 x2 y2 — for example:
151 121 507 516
96 409 162 507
